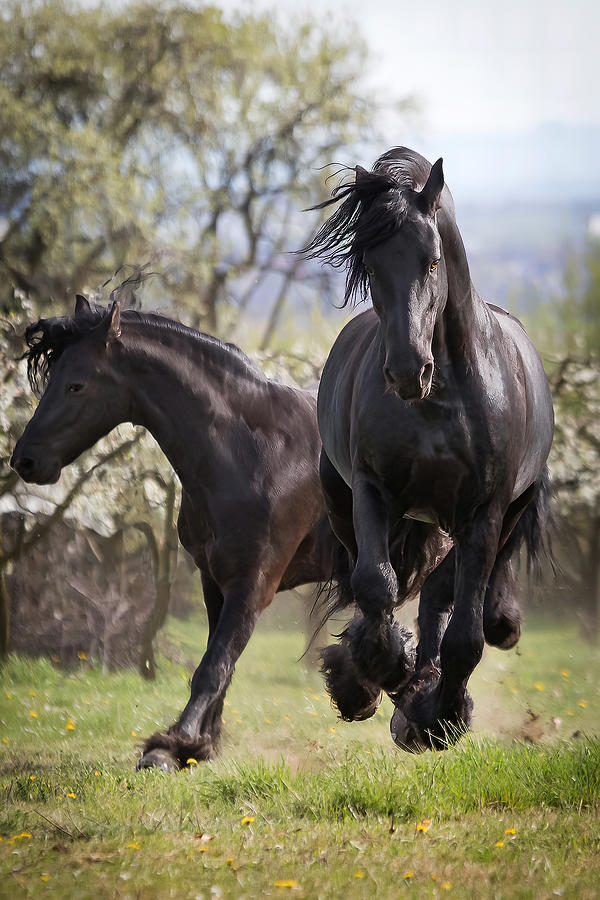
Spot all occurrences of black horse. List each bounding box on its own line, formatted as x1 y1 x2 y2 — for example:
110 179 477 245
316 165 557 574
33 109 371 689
303 147 554 750
11 297 348 770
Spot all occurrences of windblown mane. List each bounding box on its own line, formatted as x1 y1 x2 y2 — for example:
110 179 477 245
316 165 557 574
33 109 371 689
302 147 433 306
23 303 259 395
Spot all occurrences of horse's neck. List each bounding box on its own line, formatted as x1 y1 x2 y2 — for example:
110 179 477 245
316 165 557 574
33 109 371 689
122 328 266 480
436 209 493 368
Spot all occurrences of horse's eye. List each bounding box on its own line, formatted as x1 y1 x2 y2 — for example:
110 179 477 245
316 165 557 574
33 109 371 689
67 383 84 394
429 259 439 273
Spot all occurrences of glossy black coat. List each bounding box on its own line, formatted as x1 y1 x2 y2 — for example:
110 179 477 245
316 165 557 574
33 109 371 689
306 148 554 749
11 299 346 769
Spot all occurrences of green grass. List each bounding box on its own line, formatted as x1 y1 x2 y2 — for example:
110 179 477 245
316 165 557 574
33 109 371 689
1 610 599 898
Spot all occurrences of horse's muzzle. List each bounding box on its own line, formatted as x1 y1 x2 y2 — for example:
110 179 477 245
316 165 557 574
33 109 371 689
10 451 61 484
383 359 434 402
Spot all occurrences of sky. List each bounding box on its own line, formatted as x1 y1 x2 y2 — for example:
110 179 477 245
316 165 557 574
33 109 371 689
221 0 598 135
218 0 600 203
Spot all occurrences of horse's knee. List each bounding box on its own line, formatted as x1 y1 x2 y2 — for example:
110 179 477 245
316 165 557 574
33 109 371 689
351 560 398 615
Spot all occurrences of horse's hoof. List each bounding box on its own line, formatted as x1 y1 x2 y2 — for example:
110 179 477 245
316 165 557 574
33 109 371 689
352 689 383 721
136 749 180 772
389 707 428 753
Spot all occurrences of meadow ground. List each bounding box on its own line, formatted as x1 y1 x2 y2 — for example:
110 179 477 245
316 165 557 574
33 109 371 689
1 601 599 899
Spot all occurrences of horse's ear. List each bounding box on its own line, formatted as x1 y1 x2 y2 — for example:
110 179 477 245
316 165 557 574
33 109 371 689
417 158 444 215
355 165 371 190
104 300 121 343
74 294 91 317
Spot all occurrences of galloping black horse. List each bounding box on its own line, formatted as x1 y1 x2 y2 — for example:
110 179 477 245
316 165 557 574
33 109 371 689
11 297 348 770
303 147 554 750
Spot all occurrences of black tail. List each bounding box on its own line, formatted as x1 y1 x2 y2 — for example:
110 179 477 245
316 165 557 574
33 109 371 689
504 467 555 578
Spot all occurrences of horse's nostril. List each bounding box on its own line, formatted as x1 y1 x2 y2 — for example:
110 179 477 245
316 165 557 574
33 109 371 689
420 361 434 389
13 456 35 478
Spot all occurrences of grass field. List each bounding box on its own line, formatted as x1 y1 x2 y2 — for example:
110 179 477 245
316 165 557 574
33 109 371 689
1 602 599 899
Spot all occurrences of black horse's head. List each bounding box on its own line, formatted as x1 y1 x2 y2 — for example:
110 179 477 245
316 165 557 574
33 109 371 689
303 148 448 401
11 297 126 484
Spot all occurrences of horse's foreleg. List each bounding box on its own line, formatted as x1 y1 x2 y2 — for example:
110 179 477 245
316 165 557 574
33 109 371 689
138 576 266 771
345 474 415 693
392 508 501 751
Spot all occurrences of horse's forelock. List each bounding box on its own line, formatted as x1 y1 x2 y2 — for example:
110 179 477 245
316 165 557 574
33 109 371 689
22 308 106 395
301 158 412 306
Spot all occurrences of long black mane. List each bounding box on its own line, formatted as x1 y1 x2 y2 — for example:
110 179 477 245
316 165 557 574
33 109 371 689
23 304 259 395
302 147 433 305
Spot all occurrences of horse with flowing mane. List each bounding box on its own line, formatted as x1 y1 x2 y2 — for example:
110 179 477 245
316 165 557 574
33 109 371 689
303 147 554 750
11 297 349 770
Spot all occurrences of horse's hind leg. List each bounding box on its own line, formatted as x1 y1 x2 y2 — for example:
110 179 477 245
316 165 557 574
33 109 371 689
483 545 521 650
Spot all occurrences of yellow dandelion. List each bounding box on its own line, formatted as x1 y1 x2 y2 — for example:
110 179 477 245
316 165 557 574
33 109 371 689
534 682 544 691
264 717 271 724
67 792 77 798
77 651 87 660
29 710 38 718
273 880 299 888
510 686 518 694
226 856 235 865
232 708 239 714
94 771 101 776
186 758 198 767
131 730 137 737
29 774 36 780
431 875 439 881
13 832 32 839
309 710 317 717
354 871 365 878
403 871 414 879
504 828 516 835
41 875 50 882
241 815 255 825
285 715 291 721
416 820 431 833
2 737 8 743
104 700 110 705
494 840 504 848
29 689 37 697
579 700 587 708
442 882 452 891
311 693 320 701
560 669 570 678
66 720 75 731
234 717 242 724
5 692 12 699
329 727 336 733
198 846 209 853
364 749 371 754
126 842 141 849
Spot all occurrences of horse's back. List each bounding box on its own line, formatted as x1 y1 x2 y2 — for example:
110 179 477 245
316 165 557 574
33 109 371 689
488 303 554 495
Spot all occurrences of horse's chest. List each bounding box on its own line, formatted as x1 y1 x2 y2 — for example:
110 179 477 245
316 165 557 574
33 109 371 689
366 413 489 528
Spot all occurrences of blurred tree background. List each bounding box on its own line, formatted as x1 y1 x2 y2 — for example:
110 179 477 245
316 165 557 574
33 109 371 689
0 0 598 674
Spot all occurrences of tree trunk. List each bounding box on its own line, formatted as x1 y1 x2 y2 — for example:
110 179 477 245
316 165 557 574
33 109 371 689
0 562 9 658
138 479 178 680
